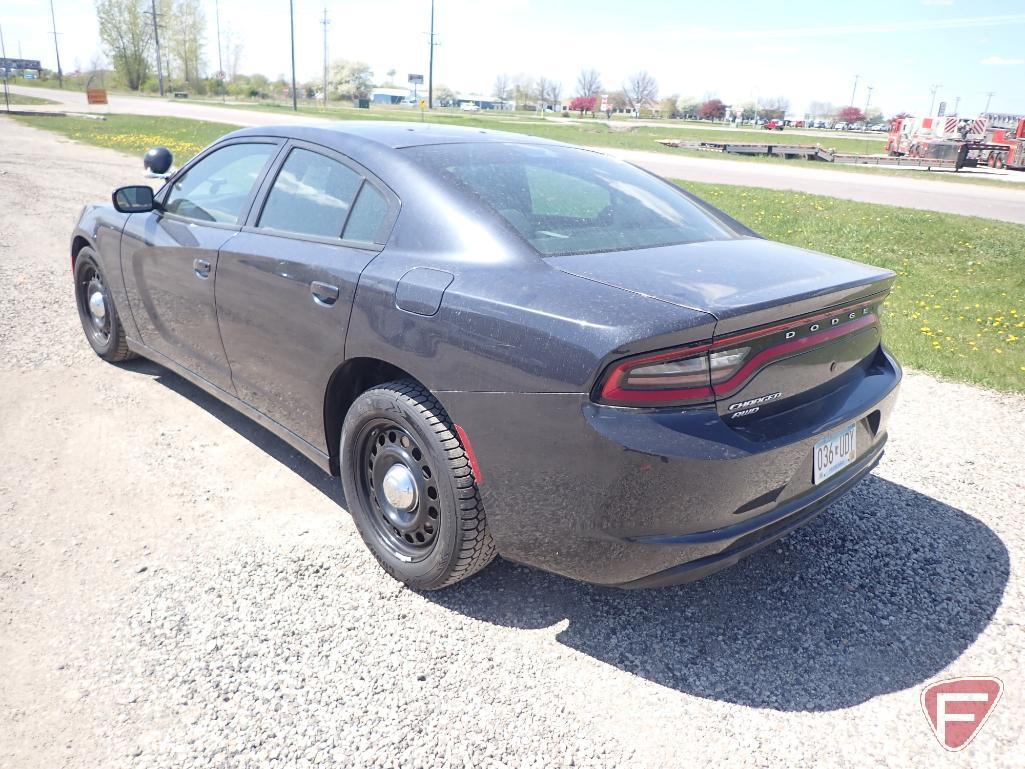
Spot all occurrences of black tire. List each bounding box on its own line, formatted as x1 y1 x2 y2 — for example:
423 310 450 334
340 379 495 590
74 248 135 362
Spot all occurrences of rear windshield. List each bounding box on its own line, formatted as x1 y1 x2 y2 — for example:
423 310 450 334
403 142 736 256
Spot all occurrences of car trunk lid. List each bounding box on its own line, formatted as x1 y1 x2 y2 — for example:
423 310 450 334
552 238 895 418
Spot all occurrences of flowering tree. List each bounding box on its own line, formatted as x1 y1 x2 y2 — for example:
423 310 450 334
698 98 726 120
569 96 596 117
838 106 866 124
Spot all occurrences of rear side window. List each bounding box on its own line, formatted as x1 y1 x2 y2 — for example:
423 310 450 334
404 143 736 257
343 184 389 243
164 142 276 224
258 148 362 238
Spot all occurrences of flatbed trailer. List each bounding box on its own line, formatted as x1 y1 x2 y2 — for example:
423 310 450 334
656 139 957 168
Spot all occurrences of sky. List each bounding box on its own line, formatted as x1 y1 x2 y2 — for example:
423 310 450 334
3 0 1025 116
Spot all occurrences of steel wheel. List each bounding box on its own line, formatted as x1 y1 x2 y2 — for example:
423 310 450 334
356 417 441 561
77 263 111 347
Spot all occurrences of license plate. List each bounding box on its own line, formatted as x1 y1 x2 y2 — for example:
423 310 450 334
813 423 857 485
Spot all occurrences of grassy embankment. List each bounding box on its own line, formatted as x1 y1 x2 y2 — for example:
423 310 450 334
11 113 1023 393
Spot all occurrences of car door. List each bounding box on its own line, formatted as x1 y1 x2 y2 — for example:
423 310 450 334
121 139 282 391
214 141 397 450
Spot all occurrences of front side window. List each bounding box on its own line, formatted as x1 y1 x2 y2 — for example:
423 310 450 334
258 148 363 238
403 143 736 256
164 143 276 224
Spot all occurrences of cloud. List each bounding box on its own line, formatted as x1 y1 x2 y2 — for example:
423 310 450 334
671 13 1025 41
981 55 1025 65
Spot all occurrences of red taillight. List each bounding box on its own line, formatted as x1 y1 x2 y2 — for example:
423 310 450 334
598 344 751 406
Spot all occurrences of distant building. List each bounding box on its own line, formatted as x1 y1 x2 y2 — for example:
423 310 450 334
371 87 413 105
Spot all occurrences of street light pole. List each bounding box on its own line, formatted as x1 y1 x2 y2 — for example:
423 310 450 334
863 85 873 124
214 0 224 102
928 84 941 116
1 24 11 112
428 0 435 109
49 0 63 88
149 0 164 97
984 91 994 114
321 7 330 109
289 0 298 111
849 74 859 107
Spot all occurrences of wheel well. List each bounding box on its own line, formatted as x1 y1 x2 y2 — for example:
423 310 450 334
323 357 418 475
71 236 90 269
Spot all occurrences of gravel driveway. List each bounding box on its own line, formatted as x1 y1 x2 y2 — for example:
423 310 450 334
1 117 1023 768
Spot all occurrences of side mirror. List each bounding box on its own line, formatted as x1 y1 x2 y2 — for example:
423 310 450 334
112 185 156 214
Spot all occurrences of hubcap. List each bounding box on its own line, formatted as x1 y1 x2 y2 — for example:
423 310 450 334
382 464 418 512
88 290 107 322
78 268 111 344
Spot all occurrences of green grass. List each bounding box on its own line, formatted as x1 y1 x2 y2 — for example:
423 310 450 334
2 92 59 106
9 112 1022 392
9 113 233 161
679 182 1025 393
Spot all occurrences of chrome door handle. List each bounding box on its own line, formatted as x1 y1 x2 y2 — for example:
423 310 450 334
193 258 211 279
311 281 339 306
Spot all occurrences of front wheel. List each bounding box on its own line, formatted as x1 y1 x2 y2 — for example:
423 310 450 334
74 248 135 362
340 379 495 590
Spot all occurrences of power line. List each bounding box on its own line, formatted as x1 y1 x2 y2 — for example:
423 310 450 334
49 0 63 88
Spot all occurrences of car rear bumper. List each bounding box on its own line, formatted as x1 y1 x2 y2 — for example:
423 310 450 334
439 346 901 587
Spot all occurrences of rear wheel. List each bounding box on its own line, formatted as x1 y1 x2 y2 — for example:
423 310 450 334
74 248 135 362
340 379 495 589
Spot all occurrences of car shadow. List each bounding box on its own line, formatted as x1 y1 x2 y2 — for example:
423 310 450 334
120 358 346 506
426 475 1009 712
118 360 1009 712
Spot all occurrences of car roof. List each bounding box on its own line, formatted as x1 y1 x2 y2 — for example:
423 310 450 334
225 121 558 151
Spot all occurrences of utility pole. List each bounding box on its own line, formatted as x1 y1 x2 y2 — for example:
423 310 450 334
952 95 960 116
849 74 859 107
321 8 330 110
215 0 224 102
49 0 63 88
1 24 10 112
428 0 436 109
983 91 994 114
289 0 298 111
928 84 941 116
863 85 873 123
149 0 164 97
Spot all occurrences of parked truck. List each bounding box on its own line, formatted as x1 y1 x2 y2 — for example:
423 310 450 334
886 114 1025 170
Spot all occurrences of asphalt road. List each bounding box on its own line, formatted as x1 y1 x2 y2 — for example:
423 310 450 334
2 116 1024 768
9 84 1025 225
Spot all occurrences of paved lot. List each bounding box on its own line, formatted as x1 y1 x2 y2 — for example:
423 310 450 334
9 84 1025 224
1 117 1024 768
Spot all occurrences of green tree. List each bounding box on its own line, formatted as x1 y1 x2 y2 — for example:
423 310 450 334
95 0 152 91
167 0 205 85
329 59 374 100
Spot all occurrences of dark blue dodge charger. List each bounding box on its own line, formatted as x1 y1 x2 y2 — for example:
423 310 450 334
71 122 901 589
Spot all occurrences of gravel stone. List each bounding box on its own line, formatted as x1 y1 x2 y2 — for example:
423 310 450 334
1 115 1023 769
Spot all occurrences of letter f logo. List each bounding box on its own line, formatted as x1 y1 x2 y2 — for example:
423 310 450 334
921 677 1003 751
